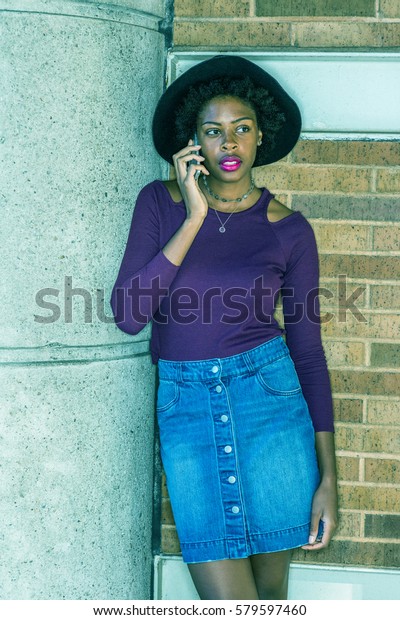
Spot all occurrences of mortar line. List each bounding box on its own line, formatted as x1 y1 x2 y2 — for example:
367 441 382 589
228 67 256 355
365 282 371 313
365 341 372 372
359 457 365 482
362 397 369 425
335 421 400 430
338 481 400 489
359 510 365 537
334 535 400 543
371 167 377 193
174 16 400 23
290 21 296 46
248 0 256 18
328 364 399 371
368 224 374 252
340 508 400 515
334 394 400 402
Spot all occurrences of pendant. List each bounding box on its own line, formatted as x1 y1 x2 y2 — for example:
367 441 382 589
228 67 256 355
219 226 226 233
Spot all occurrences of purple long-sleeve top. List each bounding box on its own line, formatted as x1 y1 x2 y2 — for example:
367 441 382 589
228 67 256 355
110 180 334 432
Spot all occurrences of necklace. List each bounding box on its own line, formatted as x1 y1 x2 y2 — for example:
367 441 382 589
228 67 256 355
202 174 255 203
202 175 255 233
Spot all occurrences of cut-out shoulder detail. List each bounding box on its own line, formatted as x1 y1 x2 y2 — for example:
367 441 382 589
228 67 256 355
267 198 295 223
162 180 182 204
158 180 296 221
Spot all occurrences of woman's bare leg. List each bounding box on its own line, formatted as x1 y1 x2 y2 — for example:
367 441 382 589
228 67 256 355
188 558 259 600
250 551 292 600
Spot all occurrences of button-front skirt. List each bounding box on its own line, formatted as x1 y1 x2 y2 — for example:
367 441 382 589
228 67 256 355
156 336 320 564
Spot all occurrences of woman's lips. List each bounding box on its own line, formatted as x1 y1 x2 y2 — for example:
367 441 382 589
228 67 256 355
219 157 242 172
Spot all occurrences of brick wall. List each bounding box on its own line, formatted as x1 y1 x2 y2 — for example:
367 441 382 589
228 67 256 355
159 1 400 569
256 141 400 568
173 0 400 49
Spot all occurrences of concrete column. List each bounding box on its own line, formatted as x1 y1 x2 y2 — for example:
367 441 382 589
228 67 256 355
0 0 168 599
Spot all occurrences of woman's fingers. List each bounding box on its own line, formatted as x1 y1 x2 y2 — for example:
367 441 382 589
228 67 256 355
301 478 338 552
305 510 322 546
172 141 205 180
301 518 336 551
172 143 202 163
301 508 322 550
181 155 205 167
171 142 209 217
173 149 209 184
174 152 204 178
187 163 209 177
319 520 336 548
174 153 204 168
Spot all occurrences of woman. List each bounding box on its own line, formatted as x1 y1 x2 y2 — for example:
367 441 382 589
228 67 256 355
111 55 338 600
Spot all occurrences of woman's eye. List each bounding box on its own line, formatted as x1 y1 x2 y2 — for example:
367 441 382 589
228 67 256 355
204 125 252 137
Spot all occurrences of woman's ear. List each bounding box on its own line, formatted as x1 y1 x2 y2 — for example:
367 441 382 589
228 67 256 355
257 130 263 146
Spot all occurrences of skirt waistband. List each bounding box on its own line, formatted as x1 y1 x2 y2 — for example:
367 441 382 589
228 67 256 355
158 336 289 382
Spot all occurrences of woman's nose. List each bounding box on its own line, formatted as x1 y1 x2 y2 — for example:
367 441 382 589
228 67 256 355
221 133 238 150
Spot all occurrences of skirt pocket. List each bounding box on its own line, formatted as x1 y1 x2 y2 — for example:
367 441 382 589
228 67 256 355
156 379 180 412
256 353 302 396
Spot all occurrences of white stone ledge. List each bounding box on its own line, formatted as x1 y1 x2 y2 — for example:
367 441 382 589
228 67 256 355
154 555 400 600
168 51 400 137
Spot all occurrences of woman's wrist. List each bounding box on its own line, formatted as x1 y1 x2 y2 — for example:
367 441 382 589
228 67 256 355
162 214 205 266
319 474 337 485
185 212 206 227
314 431 338 484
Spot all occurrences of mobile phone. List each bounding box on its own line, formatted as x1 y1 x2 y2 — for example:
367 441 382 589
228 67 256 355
190 132 201 180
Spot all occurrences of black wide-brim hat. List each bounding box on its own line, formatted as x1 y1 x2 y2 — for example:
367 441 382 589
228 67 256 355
152 55 301 167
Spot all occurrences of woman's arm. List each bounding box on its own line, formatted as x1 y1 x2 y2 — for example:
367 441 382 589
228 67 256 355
280 215 334 432
162 216 205 266
110 141 209 334
278 214 338 548
163 139 209 265
301 431 338 550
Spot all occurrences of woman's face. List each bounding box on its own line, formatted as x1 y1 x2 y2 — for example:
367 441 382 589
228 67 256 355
196 96 262 183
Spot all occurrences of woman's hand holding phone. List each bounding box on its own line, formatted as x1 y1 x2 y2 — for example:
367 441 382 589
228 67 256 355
162 140 210 266
172 138 209 223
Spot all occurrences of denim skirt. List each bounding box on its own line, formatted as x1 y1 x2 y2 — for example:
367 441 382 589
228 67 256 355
156 336 320 564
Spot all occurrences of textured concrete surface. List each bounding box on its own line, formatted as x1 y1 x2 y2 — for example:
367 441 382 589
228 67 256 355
0 357 156 599
0 0 167 599
0 5 166 348
0 0 166 19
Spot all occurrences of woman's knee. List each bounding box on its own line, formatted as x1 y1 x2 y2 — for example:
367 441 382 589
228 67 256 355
188 558 259 600
250 551 291 600
257 576 289 600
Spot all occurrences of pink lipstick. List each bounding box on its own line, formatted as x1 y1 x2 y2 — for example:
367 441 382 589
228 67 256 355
219 156 242 172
